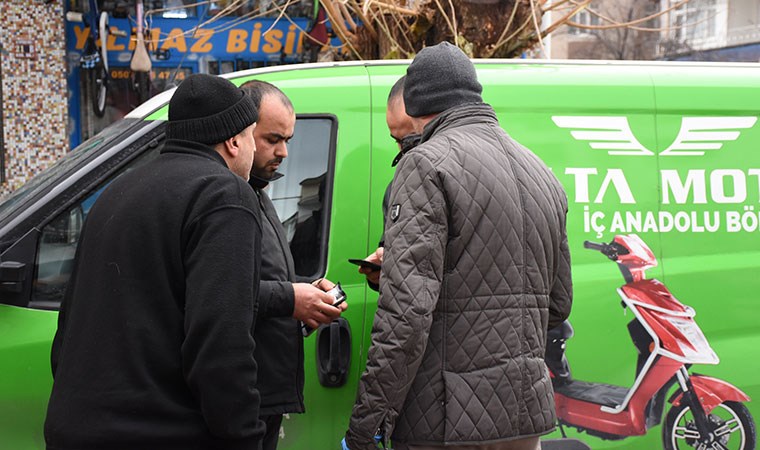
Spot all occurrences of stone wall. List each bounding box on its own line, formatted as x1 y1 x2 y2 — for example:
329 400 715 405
0 0 68 197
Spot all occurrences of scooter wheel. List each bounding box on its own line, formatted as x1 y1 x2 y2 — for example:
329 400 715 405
663 401 756 450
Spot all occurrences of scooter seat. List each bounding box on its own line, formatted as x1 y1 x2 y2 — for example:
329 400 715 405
554 379 629 408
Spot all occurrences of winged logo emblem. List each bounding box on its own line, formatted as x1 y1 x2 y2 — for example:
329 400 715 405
552 116 757 156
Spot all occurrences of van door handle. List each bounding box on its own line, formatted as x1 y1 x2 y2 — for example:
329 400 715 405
316 317 351 388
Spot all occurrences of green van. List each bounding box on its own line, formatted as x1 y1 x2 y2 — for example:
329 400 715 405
0 60 758 450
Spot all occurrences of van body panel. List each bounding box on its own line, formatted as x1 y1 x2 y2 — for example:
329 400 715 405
651 65 760 438
0 305 57 449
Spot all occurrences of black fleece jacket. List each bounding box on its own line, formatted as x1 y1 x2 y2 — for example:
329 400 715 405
248 174 306 415
45 140 265 450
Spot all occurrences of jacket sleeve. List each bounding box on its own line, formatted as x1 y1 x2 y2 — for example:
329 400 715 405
548 198 573 330
182 204 266 448
365 183 394 293
346 152 447 449
50 218 92 377
257 280 295 318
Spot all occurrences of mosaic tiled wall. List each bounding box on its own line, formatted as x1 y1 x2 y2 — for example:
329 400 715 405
0 0 68 198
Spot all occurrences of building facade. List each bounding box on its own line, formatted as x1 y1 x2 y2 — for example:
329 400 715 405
67 0 329 147
549 0 760 62
0 0 333 197
0 0 69 197
659 0 760 61
550 0 661 60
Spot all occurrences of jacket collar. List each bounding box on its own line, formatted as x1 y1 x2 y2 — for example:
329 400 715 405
248 171 284 190
391 133 422 167
419 103 498 144
160 139 229 167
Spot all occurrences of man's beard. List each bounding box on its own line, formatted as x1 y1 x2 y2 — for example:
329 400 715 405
252 158 282 180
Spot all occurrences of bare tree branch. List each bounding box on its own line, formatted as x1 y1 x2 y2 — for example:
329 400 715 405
541 0 592 37
568 0 689 30
325 0 693 60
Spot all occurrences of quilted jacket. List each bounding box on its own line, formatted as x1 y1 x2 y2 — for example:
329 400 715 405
346 103 573 449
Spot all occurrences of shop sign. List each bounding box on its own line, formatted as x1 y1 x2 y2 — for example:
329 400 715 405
15 39 37 59
66 16 319 63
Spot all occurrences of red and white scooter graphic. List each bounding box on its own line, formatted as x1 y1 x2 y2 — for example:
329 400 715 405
546 234 756 450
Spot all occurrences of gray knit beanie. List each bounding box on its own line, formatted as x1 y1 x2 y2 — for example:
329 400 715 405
404 41 483 117
166 73 259 145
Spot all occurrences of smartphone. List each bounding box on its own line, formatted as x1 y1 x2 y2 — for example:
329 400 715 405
327 283 347 307
301 283 347 337
348 258 381 272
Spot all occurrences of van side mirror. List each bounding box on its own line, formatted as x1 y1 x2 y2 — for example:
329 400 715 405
0 261 27 293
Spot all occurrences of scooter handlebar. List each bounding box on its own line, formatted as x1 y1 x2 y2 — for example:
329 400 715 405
583 240 606 251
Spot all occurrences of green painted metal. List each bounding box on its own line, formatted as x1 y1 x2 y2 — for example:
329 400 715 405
0 304 58 449
2 61 759 449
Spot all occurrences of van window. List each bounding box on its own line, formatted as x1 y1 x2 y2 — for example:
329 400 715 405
0 119 139 225
270 116 334 278
30 115 334 305
31 148 159 308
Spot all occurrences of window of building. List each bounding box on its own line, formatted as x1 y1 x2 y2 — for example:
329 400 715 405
568 9 601 35
672 0 719 42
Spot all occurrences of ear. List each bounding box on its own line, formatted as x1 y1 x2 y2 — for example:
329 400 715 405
222 135 240 158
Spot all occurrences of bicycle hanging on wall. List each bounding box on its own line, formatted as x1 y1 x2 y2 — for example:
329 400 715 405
66 0 126 117
130 0 152 106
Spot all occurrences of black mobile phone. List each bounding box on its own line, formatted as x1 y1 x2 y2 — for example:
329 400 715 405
301 283 347 337
348 258 381 272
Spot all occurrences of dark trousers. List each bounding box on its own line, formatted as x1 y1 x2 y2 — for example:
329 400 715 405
394 437 541 450
261 414 283 450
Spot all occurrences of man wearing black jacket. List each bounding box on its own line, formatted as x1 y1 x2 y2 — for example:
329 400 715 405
241 80 347 450
359 75 420 290
45 74 266 450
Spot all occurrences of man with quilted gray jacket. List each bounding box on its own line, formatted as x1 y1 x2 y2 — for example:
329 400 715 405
344 42 573 450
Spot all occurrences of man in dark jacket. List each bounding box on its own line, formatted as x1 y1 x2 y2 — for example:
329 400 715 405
45 74 266 449
240 80 347 450
345 42 573 450
359 75 419 290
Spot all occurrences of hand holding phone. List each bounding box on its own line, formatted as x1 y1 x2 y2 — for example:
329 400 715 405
301 283 347 337
326 283 347 307
348 258 381 272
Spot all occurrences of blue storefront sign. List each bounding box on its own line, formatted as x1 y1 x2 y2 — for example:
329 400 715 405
66 16 315 67
65 7 330 146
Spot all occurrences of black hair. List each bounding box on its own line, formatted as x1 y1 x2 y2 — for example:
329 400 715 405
387 75 405 105
240 79 294 111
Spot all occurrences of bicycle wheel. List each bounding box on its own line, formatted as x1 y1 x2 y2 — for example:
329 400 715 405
90 10 110 117
89 64 108 117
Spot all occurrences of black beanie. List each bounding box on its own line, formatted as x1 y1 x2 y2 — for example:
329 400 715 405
404 41 483 118
166 73 259 145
